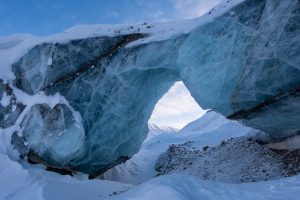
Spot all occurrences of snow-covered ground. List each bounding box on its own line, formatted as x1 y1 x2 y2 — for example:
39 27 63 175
1 111 300 199
155 137 287 183
0 127 132 200
104 111 300 200
104 111 257 184
114 173 300 200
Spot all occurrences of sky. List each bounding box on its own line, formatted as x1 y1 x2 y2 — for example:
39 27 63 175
0 0 219 128
0 0 220 36
148 81 206 129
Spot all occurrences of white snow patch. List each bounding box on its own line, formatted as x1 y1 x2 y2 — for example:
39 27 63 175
115 174 300 200
0 152 132 200
12 104 16 112
0 91 10 107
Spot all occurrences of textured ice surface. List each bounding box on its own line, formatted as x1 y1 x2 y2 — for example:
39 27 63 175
6 0 300 174
13 104 85 166
238 92 300 140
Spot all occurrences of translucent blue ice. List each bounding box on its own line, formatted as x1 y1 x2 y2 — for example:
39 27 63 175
10 0 300 175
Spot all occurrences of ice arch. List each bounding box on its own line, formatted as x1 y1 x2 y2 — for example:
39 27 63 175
8 0 300 176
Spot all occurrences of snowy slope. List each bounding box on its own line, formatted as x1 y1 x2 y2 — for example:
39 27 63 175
104 111 259 184
1 111 300 199
0 126 132 200
148 123 179 137
114 174 300 200
105 112 300 199
0 137 132 200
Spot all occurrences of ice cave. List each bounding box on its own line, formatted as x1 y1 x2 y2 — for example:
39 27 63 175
0 0 298 177
0 0 299 198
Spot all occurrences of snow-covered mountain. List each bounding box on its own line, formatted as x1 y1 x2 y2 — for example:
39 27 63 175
148 123 179 136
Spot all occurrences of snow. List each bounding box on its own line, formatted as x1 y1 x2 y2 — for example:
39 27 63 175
1 111 300 199
115 174 300 200
179 110 229 134
0 34 40 81
0 91 10 107
9 85 82 130
104 111 257 184
104 112 300 200
148 123 179 137
155 137 287 183
8 87 64 136
0 154 132 200
0 130 132 200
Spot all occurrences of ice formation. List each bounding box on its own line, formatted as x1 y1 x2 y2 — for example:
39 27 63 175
0 0 299 175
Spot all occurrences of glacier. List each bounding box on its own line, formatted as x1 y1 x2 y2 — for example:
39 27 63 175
0 0 299 176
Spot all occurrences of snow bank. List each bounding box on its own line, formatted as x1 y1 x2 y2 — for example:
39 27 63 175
1 110 299 200
115 174 300 200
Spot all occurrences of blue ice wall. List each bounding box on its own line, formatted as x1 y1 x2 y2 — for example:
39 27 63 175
9 0 300 175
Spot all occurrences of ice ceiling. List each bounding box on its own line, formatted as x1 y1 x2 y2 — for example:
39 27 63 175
0 0 298 176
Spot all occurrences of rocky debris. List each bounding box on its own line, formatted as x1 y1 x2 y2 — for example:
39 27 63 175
155 137 292 183
0 79 25 128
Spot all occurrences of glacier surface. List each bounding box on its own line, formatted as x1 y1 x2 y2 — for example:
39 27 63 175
0 0 299 175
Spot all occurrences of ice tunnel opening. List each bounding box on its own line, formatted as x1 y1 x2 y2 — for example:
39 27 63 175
148 81 206 132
